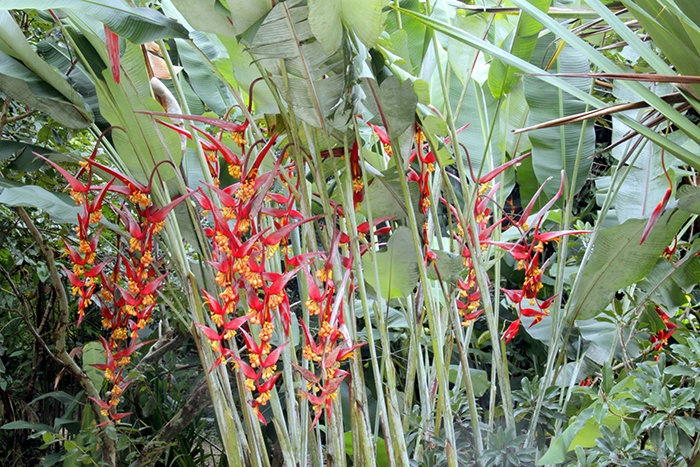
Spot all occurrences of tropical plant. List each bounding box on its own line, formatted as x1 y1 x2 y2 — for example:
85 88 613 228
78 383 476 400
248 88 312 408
0 1 698 466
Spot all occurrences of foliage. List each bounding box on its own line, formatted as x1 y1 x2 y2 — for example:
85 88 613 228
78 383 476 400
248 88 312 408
0 1 698 466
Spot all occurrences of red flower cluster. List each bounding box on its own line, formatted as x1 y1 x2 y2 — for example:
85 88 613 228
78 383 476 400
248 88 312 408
38 147 189 423
494 176 589 342
650 305 677 353
160 115 365 425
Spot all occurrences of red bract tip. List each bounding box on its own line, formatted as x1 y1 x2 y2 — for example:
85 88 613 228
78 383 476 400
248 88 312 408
154 119 193 139
640 187 672 245
195 322 222 342
368 123 390 145
502 318 521 343
479 152 531 185
104 25 120 84
501 288 524 303
232 355 259 380
536 230 592 243
34 153 87 194
262 342 287 369
143 191 196 224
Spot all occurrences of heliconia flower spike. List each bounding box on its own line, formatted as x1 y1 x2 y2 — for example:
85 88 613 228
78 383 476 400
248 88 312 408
190 125 242 166
501 288 524 303
244 133 279 179
257 372 282 394
368 123 390 145
479 152 531 184
528 171 566 230
85 158 148 194
261 342 287 369
104 25 120 84
517 176 552 227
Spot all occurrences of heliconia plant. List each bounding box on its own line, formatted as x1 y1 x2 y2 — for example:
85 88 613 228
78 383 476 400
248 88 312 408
3 1 699 466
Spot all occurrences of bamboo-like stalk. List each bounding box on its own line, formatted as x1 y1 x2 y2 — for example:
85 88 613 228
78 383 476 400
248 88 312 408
421 9 517 430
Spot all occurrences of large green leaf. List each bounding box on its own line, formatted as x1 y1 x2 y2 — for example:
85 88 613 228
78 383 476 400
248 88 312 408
0 51 90 128
447 10 489 84
1 0 188 43
537 402 624 465
384 0 428 76
361 227 420 299
82 341 106 389
94 43 182 185
488 0 551 98
677 184 700 214
524 35 595 198
568 209 690 321
363 75 418 140
638 240 700 310
0 12 92 128
308 0 385 56
244 0 348 129
0 185 80 224
224 0 273 36
0 140 55 172
218 36 278 114
307 0 342 56
36 38 108 127
175 37 234 115
358 167 420 220
168 0 235 37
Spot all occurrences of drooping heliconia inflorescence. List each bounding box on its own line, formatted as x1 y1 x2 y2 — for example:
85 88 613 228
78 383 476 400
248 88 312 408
153 112 368 426
37 145 192 424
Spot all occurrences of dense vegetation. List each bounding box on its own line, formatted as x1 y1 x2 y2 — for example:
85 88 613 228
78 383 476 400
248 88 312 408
0 1 698 466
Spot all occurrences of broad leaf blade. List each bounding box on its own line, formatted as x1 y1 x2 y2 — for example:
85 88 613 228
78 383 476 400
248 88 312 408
0 0 188 43
361 227 419 299
0 12 92 128
0 185 80 224
569 209 690 321
524 35 595 198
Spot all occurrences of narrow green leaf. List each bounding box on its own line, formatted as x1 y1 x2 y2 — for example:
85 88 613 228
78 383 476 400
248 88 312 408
1 420 56 433
0 185 80 224
0 0 188 43
488 0 551 98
